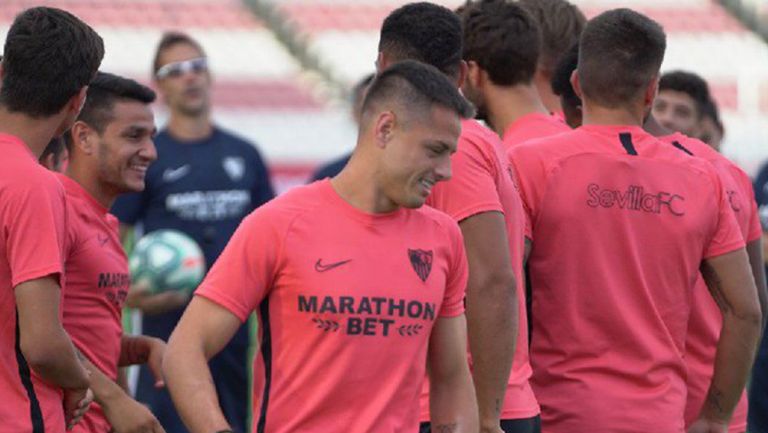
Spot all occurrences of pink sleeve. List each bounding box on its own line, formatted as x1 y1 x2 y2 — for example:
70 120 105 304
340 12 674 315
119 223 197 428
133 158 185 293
439 220 468 318
507 145 547 240
195 207 284 322
6 175 66 287
704 167 746 258
427 136 503 222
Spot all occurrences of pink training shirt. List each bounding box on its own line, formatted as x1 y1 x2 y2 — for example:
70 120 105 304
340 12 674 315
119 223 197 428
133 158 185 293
196 179 468 433
508 125 744 433
421 119 538 421
0 134 68 433
58 174 129 433
661 132 760 433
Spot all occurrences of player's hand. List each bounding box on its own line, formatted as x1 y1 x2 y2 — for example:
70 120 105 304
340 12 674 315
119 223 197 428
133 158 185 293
126 281 191 315
687 418 729 433
64 387 93 430
146 337 167 388
103 393 165 433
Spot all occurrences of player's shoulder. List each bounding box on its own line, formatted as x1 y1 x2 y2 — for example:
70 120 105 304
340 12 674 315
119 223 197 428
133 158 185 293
243 181 326 226
411 204 463 239
213 126 262 153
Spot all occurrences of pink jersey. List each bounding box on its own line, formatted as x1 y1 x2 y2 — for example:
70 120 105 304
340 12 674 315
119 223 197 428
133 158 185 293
0 134 68 433
508 125 744 433
58 174 129 433
662 133 760 433
501 112 571 151
195 179 468 433
420 120 538 420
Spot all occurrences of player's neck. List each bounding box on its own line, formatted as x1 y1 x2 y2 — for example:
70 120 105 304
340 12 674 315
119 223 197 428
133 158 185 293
581 103 644 128
486 84 548 136
0 107 62 158
331 152 399 214
166 112 213 142
65 161 116 210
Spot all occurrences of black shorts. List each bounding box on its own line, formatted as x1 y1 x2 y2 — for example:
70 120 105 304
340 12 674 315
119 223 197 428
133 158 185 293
419 415 541 433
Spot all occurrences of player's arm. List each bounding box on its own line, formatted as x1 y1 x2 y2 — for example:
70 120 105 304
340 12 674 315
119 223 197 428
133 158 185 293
459 211 517 431
690 248 762 432
163 296 241 433
79 355 164 433
119 335 166 387
15 275 92 427
746 238 768 329
428 314 479 433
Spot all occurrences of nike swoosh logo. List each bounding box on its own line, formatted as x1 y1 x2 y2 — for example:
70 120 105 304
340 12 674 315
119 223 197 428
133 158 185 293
314 258 352 272
163 165 191 182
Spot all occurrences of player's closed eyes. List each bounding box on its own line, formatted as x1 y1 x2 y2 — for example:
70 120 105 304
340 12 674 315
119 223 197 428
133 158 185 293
155 57 208 79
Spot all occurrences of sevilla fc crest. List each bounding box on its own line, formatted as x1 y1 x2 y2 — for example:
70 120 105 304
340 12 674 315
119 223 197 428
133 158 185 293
222 157 245 181
408 249 433 282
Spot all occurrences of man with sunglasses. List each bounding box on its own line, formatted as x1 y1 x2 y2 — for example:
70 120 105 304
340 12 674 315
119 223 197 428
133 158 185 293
112 31 275 433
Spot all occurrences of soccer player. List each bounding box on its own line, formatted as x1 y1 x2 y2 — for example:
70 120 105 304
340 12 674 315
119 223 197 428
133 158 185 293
517 0 585 116
374 3 524 431
643 113 766 433
111 32 275 433
0 6 103 432
461 0 570 151
508 9 761 433
59 72 168 433
162 60 478 433
652 70 711 140
310 73 374 181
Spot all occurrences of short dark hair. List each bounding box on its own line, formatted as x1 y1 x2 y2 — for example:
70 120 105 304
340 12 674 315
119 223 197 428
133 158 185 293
551 42 581 107
461 0 541 86
362 60 474 121
518 0 585 73
659 70 711 119
152 31 206 75
0 7 104 117
378 2 463 77
65 72 156 148
579 9 666 108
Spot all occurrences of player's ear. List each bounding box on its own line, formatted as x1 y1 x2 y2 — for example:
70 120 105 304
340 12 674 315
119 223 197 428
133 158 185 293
645 74 659 107
466 60 482 89
376 52 388 74
570 70 582 99
455 60 468 89
70 121 96 155
373 111 396 149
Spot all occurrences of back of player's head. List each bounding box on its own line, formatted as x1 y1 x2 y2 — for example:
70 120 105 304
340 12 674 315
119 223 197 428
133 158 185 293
361 60 474 124
578 9 666 108
378 2 463 78
0 7 104 117
152 31 206 75
551 42 582 127
461 0 541 86
658 70 710 118
518 0 585 73
65 72 156 148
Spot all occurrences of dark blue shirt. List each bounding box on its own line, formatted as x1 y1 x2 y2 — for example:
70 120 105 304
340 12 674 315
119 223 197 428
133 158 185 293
752 161 768 433
112 127 274 342
309 153 351 182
